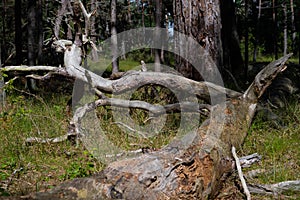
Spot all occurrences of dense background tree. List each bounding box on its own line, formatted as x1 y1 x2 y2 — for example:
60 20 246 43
0 0 299 84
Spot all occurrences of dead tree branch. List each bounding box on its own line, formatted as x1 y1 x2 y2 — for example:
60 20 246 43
17 54 292 199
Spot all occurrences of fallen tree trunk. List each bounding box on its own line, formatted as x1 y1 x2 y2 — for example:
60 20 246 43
11 54 289 199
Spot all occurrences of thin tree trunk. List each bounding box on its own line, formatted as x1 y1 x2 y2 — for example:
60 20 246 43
15 0 22 65
127 0 132 26
27 0 37 90
90 0 98 61
253 0 261 62
245 0 249 67
28 0 36 66
0 46 5 108
141 0 145 27
111 0 119 74
154 0 161 72
273 0 278 59
1 0 6 65
290 0 296 54
37 0 43 64
220 0 244 83
283 3 288 56
54 0 69 40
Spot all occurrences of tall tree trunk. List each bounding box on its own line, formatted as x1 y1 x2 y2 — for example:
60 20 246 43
127 0 132 26
154 0 162 72
1 0 6 106
253 0 261 62
111 0 119 74
290 0 296 54
37 0 43 64
0 46 5 108
244 0 249 74
28 0 37 66
15 0 22 65
27 0 37 90
173 0 223 81
220 0 244 83
283 3 288 56
141 0 145 27
273 0 278 59
1 0 6 65
90 0 98 61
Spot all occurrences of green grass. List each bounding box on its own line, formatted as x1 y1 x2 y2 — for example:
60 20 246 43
88 57 141 76
0 78 299 197
0 93 104 196
242 100 300 198
0 85 194 196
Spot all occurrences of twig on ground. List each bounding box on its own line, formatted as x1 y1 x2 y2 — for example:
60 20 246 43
239 153 262 168
113 122 148 139
249 180 300 196
232 146 251 200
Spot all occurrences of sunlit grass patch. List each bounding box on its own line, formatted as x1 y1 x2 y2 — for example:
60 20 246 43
242 99 300 185
0 93 104 196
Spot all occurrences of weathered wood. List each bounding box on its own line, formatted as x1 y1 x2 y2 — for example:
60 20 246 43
249 180 300 196
2 67 241 101
17 54 292 199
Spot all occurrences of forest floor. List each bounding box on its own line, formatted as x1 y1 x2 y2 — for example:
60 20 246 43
0 61 299 199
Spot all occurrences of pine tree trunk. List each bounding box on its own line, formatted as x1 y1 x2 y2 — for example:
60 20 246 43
15 0 22 65
28 0 37 66
244 0 249 71
174 0 223 81
290 0 296 54
111 0 119 73
90 0 98 61
154 0 162 72
220 0 244 81
283 3 288 56
37 0 43 64
253 0 261 62
273 0 278 59
27 0 37 90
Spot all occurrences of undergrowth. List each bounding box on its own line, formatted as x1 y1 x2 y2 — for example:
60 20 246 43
0 84 299 198
242 98 300 199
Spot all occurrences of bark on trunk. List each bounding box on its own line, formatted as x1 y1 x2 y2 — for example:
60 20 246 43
10 43 292 199
253 0 261 62
220 0 244 82
273 0 278 59
244 0 249 72
111 0 119 74
283 3 288 56
37 0 43 64
28 0 37 66
15 0 22 65
290 0 296 54
154 0 162 72
173 0 222 81
27 0 38 91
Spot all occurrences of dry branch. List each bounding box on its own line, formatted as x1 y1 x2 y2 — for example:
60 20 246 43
249 180 300 196
16 54 292 199
232 146 251 200
2 34 293 199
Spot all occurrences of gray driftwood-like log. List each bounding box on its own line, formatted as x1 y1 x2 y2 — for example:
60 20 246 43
11 52 290 199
